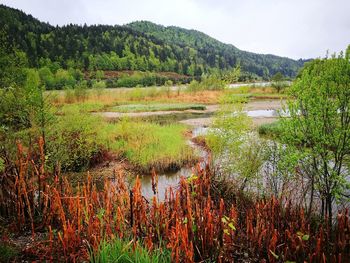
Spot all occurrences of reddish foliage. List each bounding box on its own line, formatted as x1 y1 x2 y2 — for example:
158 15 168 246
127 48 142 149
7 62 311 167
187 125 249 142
1 140 349 262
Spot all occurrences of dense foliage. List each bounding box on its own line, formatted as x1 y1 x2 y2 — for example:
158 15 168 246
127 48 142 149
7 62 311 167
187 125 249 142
0 5 305 79
281 49 350 226
0 147 348 262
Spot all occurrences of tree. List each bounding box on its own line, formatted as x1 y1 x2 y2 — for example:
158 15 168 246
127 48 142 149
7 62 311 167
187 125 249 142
207 95 265 191
282 49 350 227
271 72 288 93
223 64 241 84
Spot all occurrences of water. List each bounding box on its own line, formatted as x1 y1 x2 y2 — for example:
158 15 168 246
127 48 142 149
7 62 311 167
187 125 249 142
228 81 291 89
246 109 278 118
140 138 209 200
131 109 289 200
229 82 272 88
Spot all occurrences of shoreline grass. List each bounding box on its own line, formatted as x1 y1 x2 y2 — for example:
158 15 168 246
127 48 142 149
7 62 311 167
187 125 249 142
102 120 195 173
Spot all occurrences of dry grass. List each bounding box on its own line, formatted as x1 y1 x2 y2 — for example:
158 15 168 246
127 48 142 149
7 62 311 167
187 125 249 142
50 89 224 105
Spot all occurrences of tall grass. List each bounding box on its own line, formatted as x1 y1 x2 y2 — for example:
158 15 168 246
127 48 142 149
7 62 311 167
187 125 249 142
91 239 171 263
105 120 194 173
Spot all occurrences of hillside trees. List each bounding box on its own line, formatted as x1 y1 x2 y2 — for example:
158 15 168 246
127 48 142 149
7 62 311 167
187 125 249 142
0 4 305 79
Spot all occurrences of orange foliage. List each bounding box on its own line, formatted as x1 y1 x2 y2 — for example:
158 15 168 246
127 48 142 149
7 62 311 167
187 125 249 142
1 139 349 262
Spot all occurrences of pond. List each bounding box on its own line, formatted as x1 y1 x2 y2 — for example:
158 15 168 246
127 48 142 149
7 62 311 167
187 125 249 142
140 138 209 200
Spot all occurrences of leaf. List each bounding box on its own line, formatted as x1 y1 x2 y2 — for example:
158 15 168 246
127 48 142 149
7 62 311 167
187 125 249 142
269 250 279 259
302 234 309 241
224 229 230 235
221 217 228 224
228 222 236 231
296 231 303 237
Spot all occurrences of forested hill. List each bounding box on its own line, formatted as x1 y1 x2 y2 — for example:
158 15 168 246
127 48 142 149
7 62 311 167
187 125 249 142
0 4 305 78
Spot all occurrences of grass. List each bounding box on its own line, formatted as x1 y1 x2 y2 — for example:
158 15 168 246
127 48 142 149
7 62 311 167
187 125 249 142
55 101 107 114
258 120 284 138
48 85 286 108
103 120 194 173
111 103 206 112
91 239 171 263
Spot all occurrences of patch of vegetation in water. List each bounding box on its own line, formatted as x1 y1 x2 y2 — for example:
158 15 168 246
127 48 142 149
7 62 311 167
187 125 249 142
111 103 206 112
104 120 194 173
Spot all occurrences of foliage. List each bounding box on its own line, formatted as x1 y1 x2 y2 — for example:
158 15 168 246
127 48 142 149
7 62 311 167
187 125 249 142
187 75 226 92
281 50 350 224
128 21 305 78
45 109 105 172
271 72 289 93
0 146 349 262
206 94 268 191
92 80 107 97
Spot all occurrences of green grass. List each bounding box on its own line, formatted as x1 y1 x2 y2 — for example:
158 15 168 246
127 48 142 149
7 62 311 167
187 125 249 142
91 239 171 263
258 120 284 138
102 120 194 172
111 103 206 112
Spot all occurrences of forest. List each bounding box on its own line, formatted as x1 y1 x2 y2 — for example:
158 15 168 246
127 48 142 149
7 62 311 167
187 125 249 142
0 3 349 263
0 4 306 80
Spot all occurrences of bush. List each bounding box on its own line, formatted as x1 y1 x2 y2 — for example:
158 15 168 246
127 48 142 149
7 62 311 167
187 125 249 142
187 75 226 92
74 81 89 102
46 109 105 172
92 80 106 97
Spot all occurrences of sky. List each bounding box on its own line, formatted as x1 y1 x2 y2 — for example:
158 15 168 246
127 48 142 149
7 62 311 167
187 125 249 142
1 0 349 59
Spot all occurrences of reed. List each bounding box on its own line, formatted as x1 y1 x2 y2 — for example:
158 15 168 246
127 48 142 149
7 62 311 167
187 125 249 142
0 139 349 262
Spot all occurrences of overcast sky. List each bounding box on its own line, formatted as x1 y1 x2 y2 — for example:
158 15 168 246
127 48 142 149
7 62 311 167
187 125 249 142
1 0 349 59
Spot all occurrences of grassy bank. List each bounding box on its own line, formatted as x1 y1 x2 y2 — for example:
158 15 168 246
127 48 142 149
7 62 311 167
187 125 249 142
105 120 194 173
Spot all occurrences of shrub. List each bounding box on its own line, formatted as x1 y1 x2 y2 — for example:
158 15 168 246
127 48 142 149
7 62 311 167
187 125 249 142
46 109 105 172
73 81 89 102
92 80 106 97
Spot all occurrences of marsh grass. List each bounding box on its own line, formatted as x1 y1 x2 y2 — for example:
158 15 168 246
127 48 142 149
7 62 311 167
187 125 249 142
49 85 285 108
104 120 194 173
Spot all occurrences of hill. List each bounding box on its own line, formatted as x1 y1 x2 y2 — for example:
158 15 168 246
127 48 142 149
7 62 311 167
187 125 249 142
0 4 306 79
